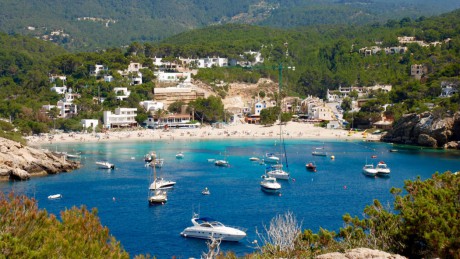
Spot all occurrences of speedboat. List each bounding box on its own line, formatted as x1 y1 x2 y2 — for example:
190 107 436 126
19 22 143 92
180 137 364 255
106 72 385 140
96 161 115 169
180 214 246 241
202 187 210 195
264 153 280 164
376 161 391 176
176 152 184 159
306 162 317 172
149 177 176 190
148 189 167 204
265 164 289 180
249 157 260 161
362 164 378 177
48 194 62 199
260 175 281 193
214 159 229 167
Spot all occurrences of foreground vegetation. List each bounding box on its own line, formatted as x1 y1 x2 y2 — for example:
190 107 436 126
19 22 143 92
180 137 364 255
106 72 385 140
2 172 458 258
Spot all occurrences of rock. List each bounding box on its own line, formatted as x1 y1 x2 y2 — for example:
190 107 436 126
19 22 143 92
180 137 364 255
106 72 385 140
0 137 80 181
316 248 407 259
418 134 438 147
382 111 460 149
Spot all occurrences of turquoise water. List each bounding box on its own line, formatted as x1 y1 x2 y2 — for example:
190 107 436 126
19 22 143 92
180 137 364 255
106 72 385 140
1 139 459 258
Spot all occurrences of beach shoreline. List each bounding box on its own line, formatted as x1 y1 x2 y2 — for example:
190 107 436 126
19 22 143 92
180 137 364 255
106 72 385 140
26 122 382 146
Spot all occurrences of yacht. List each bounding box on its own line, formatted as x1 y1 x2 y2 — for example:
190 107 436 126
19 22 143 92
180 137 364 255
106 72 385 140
48 194 62 199
176 152 184 159
266 164 290 180
148 189 167 204
362 164 378 177
214 159 229 167
180 214 246 241
264 153 280 164
96 161 115 169
312 147 327 156
376 161 391 176
149 177 176 190
260 175 281 193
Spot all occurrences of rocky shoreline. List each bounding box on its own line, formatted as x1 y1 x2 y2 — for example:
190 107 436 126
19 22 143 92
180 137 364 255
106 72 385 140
0 137 80 181
381 111 460 149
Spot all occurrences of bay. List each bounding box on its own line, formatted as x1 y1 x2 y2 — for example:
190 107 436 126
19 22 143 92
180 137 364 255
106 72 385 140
1 139 459 258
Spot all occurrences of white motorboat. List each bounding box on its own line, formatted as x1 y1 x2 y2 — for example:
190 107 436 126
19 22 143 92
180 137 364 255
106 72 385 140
249 157 260 161
96 161 115 169
214 159 229 167
376 161 391 176
149 177 176 190
362 164 378 177
48 194 62 199
264 153 280 164
201 187 210 195
312 147 327 156
260 175 281 193
148 189 167 204
180 214 246 241
176 152 184 159
266 164 290 180
65 152 81 159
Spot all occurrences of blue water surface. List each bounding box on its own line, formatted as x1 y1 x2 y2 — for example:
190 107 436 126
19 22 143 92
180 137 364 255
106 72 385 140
1 139 459 258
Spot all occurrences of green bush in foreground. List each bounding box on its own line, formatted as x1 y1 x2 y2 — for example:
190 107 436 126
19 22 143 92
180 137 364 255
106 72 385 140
0 193 129 258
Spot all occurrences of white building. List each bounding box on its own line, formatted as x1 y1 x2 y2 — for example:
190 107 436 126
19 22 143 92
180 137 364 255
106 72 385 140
118 62 143 85
310 105 335 121
51 85 68 94
81 119 99 132
198 57 228 68
103 108 138 129
90 64 107 76
113 87 131 101
104 75 114 83
254 101 267 116
140 100 164 112
156 71 192 83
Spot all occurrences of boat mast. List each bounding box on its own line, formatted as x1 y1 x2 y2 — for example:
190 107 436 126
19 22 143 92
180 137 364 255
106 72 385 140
277 63 289 172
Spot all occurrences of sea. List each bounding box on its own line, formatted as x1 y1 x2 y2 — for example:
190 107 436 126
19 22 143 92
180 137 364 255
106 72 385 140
1 138 459 258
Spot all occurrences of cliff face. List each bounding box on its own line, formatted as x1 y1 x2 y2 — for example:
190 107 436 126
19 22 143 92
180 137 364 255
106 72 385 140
0 137 80 180
381 111 460 148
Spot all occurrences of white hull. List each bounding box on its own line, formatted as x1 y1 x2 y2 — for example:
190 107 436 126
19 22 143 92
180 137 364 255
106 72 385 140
149 178 176 190
96 161 114 169
149 190 167 204
266 169 289 180
214 160 229 167
376 162 391 176
181 215 246 242
48 194 62 199
181 229 245 241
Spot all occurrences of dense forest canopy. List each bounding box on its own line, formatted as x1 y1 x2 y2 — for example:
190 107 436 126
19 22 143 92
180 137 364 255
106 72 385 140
0 0 459 51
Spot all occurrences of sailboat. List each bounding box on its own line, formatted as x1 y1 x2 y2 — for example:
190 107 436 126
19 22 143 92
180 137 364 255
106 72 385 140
148 161 168 204
265 77 290 180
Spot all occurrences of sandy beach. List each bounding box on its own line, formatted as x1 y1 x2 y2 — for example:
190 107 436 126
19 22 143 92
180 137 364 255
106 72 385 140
26 122 381 146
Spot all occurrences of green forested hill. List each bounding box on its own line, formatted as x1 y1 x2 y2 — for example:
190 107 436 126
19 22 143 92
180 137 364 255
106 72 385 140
0 0 459 51
0 9 459 137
